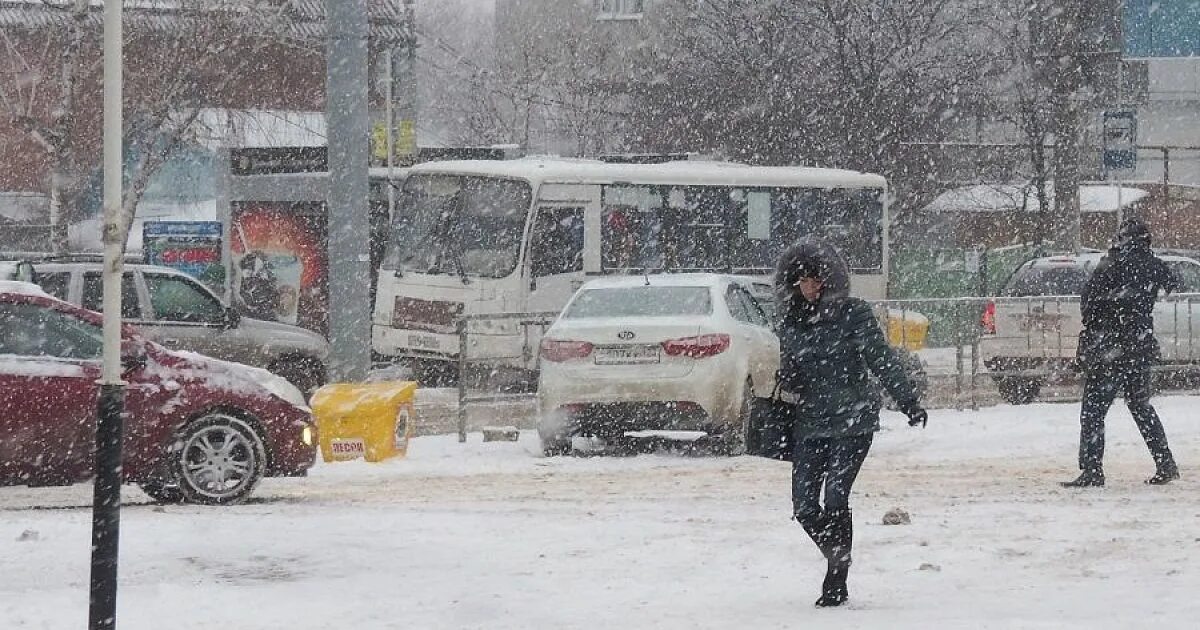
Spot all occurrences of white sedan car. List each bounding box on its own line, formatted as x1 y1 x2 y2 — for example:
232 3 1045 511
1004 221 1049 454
536 273 778 456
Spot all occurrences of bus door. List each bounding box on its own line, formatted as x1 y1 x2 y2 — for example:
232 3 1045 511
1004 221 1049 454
526 203 587 316
525 185 598 367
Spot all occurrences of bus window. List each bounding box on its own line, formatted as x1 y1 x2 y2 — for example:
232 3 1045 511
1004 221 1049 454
746 192 771 241
602 185 665 271
602 206 635 269
767 188 882 272
530 207 584 277
600 182 883 274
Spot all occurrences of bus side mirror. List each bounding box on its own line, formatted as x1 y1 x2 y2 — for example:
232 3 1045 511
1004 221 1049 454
15 260 36 283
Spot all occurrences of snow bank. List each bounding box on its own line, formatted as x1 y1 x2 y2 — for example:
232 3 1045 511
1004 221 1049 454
924 183 1149 214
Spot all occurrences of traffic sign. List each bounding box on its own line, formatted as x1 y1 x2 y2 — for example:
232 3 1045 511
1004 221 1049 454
1101 109 1137 172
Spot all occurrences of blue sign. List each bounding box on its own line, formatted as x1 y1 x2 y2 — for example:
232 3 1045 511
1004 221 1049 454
143 221 224 290
1125 0 1200 58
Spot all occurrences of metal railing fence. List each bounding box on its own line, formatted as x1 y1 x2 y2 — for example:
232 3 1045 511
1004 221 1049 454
451 295 1200 434
455 311 557 442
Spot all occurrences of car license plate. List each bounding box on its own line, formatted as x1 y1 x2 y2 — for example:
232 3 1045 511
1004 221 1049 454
594 345 661 365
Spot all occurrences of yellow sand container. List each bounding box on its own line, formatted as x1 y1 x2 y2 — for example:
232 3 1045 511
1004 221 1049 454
311 381 417 463
886 309 930 351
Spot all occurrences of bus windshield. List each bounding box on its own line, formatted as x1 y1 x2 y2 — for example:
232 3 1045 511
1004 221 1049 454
383 174 532 278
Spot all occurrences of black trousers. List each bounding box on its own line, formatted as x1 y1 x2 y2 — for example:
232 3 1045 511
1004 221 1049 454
792 433 873 520
1078 360 1176 473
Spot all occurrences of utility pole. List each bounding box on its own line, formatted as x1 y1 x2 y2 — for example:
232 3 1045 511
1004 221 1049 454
396 0 418 165
1044 0 1084 252
384 0 417 214
326 0 372 381
89 0 124 628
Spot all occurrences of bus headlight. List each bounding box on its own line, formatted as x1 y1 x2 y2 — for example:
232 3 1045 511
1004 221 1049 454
301 425 314 447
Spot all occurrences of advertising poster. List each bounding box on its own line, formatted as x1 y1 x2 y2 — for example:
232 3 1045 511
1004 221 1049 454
230 203 329 335
143 221 225 291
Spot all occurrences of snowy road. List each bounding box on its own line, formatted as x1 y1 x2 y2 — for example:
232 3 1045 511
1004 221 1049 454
4 399 1200 629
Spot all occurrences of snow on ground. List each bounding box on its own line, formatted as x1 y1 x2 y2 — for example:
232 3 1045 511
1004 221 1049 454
4 398 1200 629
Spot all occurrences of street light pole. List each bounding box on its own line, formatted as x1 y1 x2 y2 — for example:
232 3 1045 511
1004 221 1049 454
326 0 371 382
88 0 125 628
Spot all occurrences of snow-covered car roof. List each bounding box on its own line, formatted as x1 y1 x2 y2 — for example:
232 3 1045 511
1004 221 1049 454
577 273 741 290
1021 251 1200 268
0 280 49 298
14 260 197 277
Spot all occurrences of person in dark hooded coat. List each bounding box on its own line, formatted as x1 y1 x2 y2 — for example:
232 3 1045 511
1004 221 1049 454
1063 218 1181 487
775 237 928 608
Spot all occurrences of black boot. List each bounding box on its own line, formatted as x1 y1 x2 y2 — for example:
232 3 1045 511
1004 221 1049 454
816 562 849 607
1146 466 1180 485
814 509 852 607
1061 469 1105 488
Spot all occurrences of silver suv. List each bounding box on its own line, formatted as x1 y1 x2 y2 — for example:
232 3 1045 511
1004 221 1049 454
0 258 330 395
979 252 1200 404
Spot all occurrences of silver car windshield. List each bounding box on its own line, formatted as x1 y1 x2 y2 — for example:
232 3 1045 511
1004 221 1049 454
383 174 532 279
563 286 712 318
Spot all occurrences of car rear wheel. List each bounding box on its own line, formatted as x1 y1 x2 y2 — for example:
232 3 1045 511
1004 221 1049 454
171 413 267 505
995 376 1042 405
540 434 572 457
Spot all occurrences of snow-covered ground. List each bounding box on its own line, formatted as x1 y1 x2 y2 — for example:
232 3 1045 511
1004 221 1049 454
4 398 1200 629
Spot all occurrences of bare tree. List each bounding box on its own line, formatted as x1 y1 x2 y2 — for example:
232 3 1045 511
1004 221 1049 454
630 1 1007 211
0 1 323 254
419 0 629 155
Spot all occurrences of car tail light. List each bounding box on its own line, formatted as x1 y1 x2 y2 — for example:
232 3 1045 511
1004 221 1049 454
981 300 996 335
661 333 731 358
540 339 594 362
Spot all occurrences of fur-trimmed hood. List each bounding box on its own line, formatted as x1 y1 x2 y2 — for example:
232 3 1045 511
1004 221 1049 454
774 237 852 309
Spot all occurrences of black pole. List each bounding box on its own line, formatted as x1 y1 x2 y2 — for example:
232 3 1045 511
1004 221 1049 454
88 384 126 630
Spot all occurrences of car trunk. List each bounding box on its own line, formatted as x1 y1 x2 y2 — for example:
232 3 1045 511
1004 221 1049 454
992 299 1084 358
545 316 710 378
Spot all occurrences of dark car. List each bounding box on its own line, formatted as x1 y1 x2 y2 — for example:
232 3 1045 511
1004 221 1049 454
0 281 316 505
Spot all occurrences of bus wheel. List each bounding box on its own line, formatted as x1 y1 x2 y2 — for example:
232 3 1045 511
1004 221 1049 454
995 377 1042 405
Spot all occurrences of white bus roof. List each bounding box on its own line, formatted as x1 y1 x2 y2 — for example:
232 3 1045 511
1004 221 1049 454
404 158 886 189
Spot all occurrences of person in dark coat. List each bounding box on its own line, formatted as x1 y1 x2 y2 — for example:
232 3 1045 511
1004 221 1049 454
1063 218 1181 487
775 237 928 607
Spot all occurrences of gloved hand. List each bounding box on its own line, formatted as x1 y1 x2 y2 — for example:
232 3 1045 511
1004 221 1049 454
899 401 928 428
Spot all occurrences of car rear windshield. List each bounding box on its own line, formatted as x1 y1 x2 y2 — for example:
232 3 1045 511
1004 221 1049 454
1004 266 1091 297
563 286 712 318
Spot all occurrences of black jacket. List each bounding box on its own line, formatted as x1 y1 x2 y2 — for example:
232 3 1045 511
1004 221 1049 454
775 239 919 440
1079 244 1179 366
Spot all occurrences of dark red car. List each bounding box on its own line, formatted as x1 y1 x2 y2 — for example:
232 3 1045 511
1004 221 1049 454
0 282 316 505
